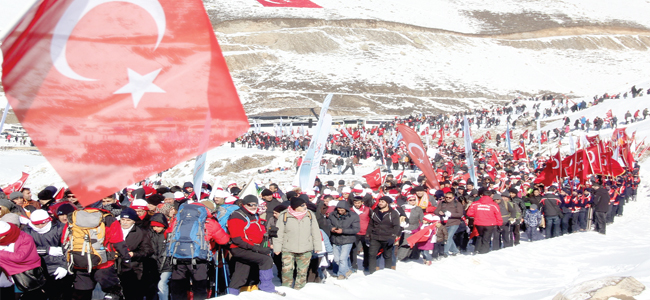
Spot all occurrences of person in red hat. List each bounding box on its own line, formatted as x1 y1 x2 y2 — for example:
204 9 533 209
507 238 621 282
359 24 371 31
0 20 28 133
0 220 45 299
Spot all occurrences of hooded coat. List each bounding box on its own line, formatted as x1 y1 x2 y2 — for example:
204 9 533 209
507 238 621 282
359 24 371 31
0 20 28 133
327 201 360 245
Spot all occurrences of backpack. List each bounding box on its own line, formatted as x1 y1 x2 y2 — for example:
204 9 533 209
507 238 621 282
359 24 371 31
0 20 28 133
216 204 240 234
64 209 114 272
166 203 211 265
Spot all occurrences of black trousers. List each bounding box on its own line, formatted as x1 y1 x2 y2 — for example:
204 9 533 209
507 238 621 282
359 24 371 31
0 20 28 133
368 240 394 273
229 247 273 289
475 226 496 254
350 235 369 270
170 263 210 300
71 266 122 300
342 165 355 175
594 211 607 234
511 223 521 245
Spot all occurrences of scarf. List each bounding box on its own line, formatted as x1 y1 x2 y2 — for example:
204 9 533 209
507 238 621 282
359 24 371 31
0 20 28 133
288 207 308 221
29 221 52 235
352 205 365 215
0 224 21 246
121 224 134 240
402 204 415 218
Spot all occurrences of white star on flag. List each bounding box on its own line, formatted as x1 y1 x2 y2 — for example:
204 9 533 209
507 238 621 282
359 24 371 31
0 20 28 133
114 68 165 108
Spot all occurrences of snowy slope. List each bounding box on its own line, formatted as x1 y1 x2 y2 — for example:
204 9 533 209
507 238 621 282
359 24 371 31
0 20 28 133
208 0 650 34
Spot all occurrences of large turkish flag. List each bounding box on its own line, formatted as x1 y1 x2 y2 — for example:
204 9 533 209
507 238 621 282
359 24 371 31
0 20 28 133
2 0 248 206
397 125 440 190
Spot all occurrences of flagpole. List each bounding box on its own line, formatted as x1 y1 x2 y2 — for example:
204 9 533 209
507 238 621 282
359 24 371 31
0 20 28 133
0 103 10 134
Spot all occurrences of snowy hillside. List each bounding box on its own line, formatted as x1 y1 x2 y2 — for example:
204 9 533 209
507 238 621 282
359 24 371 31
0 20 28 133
208 0 650 116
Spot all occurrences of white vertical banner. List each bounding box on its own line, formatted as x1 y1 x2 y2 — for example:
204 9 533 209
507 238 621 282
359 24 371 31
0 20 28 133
0 103 9 134
569 135 576 154
192 152 207 201
295 94 333 190
463 116 477 185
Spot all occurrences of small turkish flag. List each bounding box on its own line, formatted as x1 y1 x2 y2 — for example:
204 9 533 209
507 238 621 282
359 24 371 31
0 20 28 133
362 168 382 190
2 172 29 196
2 0 249 206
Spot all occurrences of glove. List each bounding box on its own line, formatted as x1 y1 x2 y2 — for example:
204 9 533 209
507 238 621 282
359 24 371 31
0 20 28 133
403 230 412 234
444 211 452 219
53 267 67 280
267 226 279 238
49 247 64 257
0 244 15 252
253 246 271 255
400 221 408 228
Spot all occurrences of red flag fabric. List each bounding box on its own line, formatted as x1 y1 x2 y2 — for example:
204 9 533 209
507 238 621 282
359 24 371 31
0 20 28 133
352 131 361 140
586 135 599 147
606 109 613 119
1 0 249 206
488 152 499 167
54 187 66 201
611 128 627 143
453 130 460 138
257 0 322 8
362 168 382 190
2 172 29 196
561 150 589 182
395 171 405 184
522 130 529 140
397 125 440 190
473 135 485 144
406 224 436 248
535 152 561 186
512 147 525 161
541 131 548 144
486 131 492 140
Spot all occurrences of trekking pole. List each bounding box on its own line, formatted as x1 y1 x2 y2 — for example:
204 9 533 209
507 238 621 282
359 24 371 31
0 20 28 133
222 248 230 294
213 249 219 296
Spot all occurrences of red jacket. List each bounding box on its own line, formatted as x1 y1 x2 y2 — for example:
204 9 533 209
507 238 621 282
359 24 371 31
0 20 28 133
353 205 370 236
467 196 503 226
227 209 266 249
0 231 41 276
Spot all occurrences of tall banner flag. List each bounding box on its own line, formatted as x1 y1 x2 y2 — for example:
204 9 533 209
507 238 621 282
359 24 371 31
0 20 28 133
192 152 207 200
537 119 542 149
296 94 333 190
303 114 332 191
393 132 403 148
397 124 440 189
506 122 512 154
2 0 250 206
463 117 477 185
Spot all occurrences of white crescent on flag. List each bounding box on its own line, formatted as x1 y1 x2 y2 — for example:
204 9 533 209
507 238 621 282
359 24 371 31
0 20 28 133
408 143 426 164
51 0 166 82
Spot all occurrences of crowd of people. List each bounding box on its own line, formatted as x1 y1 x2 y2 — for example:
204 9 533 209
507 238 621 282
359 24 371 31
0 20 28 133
0 87 646 300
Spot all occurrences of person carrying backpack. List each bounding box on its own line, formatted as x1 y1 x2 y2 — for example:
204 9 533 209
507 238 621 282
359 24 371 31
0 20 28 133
166 202 229 300
227 195 284 296
65 207 131 300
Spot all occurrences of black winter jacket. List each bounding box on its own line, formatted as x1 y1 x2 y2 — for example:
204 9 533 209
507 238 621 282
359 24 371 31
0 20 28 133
366 207 401 242
148 213 171 272
593 187 611 213
120 225 154 280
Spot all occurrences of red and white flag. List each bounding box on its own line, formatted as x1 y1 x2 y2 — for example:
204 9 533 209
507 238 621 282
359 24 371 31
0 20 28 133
362 168 382 190
395 171 405 184
2 172 29 196
2 0 249 206
397 125 440 190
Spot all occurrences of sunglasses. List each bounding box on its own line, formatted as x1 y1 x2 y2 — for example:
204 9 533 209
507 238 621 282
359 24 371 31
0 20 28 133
245 203 258 207
445 197 454 199
67 195 76 198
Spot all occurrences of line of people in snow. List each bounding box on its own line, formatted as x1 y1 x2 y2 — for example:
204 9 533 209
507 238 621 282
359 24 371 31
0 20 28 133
0 155 640 300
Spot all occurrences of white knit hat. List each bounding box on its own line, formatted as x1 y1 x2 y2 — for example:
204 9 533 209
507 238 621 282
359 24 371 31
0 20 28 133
30 209 52 225
0 221 10 234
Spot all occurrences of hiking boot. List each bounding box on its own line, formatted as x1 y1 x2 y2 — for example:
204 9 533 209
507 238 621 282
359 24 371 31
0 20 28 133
337 275 346 280
345 270 353 278
274 291 287 297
